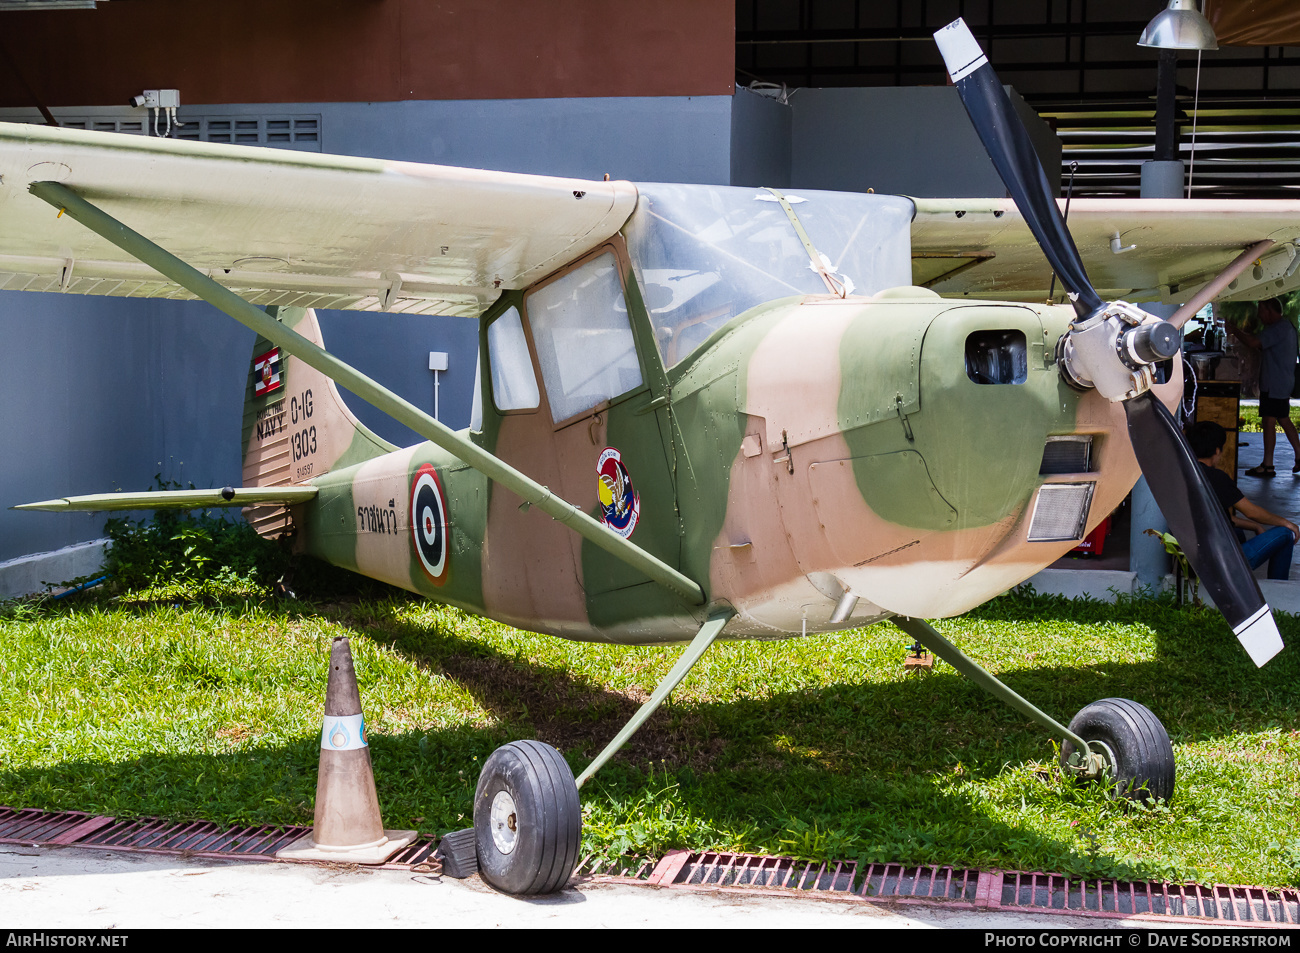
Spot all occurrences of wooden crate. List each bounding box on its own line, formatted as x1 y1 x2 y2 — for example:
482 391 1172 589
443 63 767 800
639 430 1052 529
1186 380 1241 480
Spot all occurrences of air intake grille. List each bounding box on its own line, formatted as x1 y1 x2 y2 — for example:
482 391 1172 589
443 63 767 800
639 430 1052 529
178 116 320 150
1028 482 1095 542
1040 435 1093 474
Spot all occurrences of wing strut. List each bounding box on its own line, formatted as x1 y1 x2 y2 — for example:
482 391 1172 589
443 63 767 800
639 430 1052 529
30 180 706 608
1168 239 1274 329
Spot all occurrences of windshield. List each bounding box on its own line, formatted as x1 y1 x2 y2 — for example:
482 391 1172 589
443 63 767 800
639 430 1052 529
624 184 914 367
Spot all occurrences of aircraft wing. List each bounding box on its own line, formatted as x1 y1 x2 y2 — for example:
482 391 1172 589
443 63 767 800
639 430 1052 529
911 197 1300 306
0 122 637 317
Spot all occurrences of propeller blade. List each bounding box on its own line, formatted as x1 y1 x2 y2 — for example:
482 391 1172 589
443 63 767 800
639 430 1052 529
1124 392 1284 667
935 20 1282 667
934 19 1102 318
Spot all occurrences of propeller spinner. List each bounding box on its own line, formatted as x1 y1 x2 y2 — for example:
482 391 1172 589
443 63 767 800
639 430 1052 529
935 18 1284 667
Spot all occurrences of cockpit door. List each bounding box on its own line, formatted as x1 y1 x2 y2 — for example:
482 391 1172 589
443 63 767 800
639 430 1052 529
523 245 681 611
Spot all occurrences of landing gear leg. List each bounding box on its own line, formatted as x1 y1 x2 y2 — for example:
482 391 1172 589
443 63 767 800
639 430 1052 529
576 608 734 787
890 616 1174 799
470 608 734 895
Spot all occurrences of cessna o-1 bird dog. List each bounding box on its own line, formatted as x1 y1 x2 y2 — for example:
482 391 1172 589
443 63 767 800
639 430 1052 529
6 20 1296 894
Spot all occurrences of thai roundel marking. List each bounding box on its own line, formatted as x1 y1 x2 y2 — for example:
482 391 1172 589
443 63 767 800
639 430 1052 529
410 463 449 585
596 446 640 539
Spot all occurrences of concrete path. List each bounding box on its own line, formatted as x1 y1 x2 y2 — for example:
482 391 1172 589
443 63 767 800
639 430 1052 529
0 844 1158 930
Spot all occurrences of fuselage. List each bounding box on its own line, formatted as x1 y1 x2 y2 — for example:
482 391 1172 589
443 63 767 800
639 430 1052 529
293 285 1180 646
252 183 1182 645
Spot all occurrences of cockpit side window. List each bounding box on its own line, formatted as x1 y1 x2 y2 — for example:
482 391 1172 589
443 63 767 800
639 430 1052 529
526 251 644 423
487 306 540 411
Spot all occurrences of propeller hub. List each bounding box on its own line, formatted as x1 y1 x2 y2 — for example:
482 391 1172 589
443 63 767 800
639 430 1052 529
1058 301 1178 402
1118 320 1181 369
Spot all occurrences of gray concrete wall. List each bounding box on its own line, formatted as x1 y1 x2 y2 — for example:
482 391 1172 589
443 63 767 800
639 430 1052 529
315 97 733 182
729 87 791 189
313 311 481 450
788 85 1059 198
0 293 250 564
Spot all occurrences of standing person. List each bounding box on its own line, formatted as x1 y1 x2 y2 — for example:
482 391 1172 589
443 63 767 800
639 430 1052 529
1220 301 1260 399
1187 421 1299 579
1227 297 1300 476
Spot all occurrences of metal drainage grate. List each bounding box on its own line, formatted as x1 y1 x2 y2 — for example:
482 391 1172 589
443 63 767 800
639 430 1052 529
862 862 981 901
3 807 1298 924
377 839 439 871
75 817 310 860
575 853 658 882
0 807 114 846
648 853 1298 925
0 806 444 868
999 871 1300 925
660 851 979 902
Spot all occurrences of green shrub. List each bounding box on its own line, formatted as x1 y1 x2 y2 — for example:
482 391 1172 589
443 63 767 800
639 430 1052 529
100 485 400 601
104 508 290 592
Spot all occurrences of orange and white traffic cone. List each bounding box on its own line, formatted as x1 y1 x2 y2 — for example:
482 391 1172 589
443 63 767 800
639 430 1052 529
278 636 416 863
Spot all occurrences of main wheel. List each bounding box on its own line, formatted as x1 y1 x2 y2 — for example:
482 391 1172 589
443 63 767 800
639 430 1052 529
473 740 581 895
1059 698 1175 804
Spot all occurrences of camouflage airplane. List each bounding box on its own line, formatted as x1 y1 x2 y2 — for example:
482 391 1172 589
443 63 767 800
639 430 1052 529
5 18 1298 895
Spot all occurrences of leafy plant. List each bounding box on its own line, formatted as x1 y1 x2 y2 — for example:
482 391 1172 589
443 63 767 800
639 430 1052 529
1144 528 1199 607
98 477 390 601
104 507 288 596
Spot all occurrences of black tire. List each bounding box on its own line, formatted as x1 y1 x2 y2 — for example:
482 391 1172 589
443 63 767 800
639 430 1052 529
1059 697 1175 804
473 740 581 895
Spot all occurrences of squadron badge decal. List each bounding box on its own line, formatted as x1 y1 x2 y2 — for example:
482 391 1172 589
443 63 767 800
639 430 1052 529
410 463 449 584
596 447 640 539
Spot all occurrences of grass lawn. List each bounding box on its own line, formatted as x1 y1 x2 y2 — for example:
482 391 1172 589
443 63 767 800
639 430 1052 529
1239 404 1300 432
2 577 1299 889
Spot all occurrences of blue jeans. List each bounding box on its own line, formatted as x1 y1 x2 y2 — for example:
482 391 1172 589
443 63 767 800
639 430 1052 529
1242 526 1295 580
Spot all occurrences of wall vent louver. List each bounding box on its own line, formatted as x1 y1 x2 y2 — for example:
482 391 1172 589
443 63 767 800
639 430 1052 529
7 112 321 152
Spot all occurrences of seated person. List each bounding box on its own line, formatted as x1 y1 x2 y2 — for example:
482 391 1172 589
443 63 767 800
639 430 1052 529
1185 420 1299 580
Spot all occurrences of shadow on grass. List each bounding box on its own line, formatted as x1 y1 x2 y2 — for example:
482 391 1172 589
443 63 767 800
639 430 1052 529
0 721 1159 885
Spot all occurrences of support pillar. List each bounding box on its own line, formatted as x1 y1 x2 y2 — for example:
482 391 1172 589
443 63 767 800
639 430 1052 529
1130 49 1184 591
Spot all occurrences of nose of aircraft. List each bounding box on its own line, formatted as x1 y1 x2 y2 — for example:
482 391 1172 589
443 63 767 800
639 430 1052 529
724 293 1112 624
781 296 1105 619
834 298 1070 536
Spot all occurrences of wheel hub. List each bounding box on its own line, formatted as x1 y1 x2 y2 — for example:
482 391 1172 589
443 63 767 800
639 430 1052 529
1085 739 1117 782
490 790 519 855
1066 739 1116 782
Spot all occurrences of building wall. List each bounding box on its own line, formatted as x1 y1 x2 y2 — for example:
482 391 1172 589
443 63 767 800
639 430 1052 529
788 85 1060 198
730 87 791 189
0 0 735 106
0 293 250 564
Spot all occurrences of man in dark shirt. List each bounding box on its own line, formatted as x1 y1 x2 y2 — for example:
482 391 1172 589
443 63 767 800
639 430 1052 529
1186 421 1299 579
1226 297 1300 476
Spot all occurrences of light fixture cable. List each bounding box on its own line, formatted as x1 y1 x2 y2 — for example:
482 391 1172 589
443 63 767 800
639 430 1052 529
1187 49 1202 198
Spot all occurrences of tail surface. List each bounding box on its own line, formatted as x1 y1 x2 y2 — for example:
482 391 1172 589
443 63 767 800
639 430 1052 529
241 307 395 537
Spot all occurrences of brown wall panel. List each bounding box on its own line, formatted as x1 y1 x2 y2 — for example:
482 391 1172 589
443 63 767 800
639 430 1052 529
1206 0 1300 47
0 0 734 108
